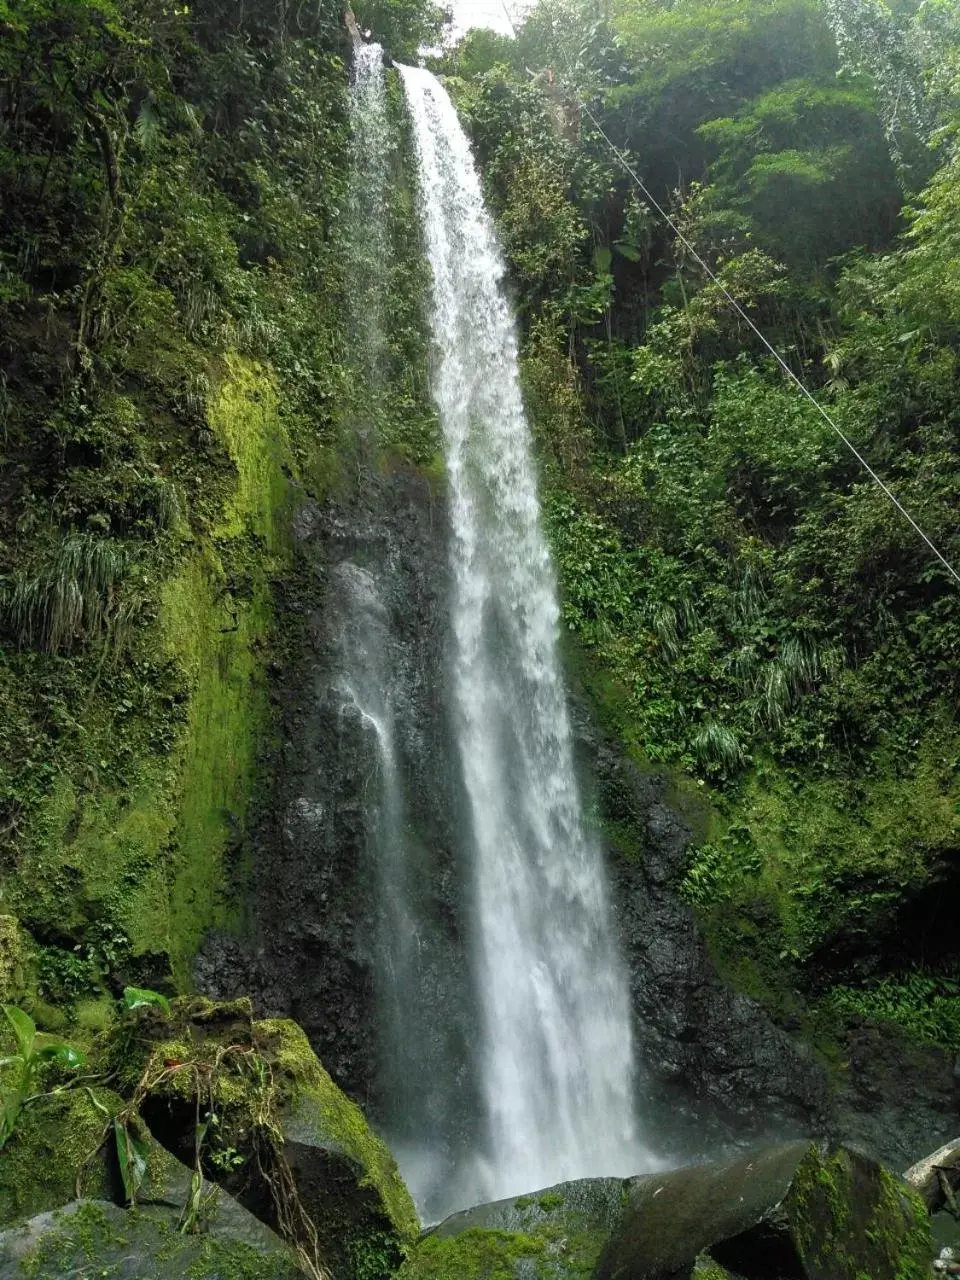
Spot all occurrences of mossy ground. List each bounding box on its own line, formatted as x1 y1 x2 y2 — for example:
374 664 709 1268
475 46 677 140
398 1180 622 1280
398 1227 548 1280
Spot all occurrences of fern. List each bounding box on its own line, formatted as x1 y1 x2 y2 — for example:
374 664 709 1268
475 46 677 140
134 94 161 153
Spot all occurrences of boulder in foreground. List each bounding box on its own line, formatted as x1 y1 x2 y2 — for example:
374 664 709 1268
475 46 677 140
0 1195 300 1280
115 996 419 1279
399 1141 932 1280
597 1140 931 1280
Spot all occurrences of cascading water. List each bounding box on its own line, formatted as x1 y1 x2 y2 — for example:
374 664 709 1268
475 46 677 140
347 43 391 384
344 49 483 1223
398 63 650 1200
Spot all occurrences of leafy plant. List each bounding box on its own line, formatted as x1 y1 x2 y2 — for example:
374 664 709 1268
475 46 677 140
0 1005 85 1150
113 1115 151 1204
826 972 960 1051
122 986 171 1015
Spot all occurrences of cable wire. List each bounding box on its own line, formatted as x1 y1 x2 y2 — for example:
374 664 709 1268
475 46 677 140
563 81 960 587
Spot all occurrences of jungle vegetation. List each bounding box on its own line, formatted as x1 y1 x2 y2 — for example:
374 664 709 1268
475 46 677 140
1 0 959 1056
440 0 960 1036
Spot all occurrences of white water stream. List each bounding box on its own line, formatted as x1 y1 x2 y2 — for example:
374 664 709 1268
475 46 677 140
398 64 648 1201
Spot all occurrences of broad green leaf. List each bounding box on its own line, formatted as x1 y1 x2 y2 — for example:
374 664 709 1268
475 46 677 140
3 1006 35 1060
114 1119 149 1203
593 245 613 274
35 1043 85 1070
122 987 170 1015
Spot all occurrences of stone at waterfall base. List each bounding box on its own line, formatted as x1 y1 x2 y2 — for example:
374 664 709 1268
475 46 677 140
0 1197 300 1279
398 1141 932 1279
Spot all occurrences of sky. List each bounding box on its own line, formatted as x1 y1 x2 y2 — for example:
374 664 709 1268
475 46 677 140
448 0 521 37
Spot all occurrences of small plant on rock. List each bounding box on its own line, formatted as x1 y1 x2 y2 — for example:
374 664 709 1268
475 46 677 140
0 1004 85 1149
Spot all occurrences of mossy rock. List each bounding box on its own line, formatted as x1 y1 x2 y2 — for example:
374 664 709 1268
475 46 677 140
692 1258 740 1280
256 1018 420 1267
0 918 29 1006
108 997 418 1279
0 1197 301 1279
595 1140 933 1280
397 1177 630 1279
0 1088 121 1227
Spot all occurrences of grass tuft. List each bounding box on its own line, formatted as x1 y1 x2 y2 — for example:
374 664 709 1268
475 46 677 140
1 534 133 654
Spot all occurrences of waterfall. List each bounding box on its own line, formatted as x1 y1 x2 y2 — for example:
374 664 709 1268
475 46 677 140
398 63 648 1200
344 49 483 1224
348 44 391 386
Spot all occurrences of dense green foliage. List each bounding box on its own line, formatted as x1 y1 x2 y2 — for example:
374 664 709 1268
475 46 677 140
444 0 960 1019
0 0 433 1014
3 0 959 1084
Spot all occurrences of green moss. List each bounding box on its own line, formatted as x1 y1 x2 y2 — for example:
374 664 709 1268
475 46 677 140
786 1146 932 1280
678 736 960 1032
73 996 115 1035
16 1200 301 1280
874 1170 934 1280
397 1227 547 1280
399 1220 611 1280
735 746 959 960
0 916 30 1005
19 1202 125 1280
258 1017 419 1246
398 1179 622 1280
0 1087 121 1226
2 355 297 1000
207 356 290 547
183 1234 302 1280
693 1256 738 1279
160 358 293 986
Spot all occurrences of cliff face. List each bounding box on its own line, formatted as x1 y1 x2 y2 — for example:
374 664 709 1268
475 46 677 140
210 465 485 1158
195 460 825 1173
0 0 356 1019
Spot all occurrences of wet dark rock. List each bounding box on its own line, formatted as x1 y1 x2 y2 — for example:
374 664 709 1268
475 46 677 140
596 1141 930 1280
199 464 484 1214
570 698 829 1155
829 1021 960 1170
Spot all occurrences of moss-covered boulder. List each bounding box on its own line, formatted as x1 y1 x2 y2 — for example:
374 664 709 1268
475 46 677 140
596 1141 932 1280
400 1143 932 1280
110 996 418 1280
397 1177 630 1279
0 1087 120 1227
0 1196 300 1279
